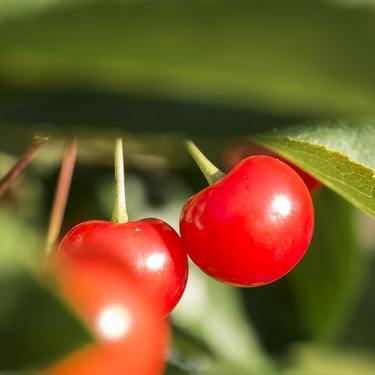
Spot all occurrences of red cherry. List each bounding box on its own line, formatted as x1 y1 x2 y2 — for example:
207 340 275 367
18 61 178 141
180 155 314 286
223 141 321 191
45 255 169 375
58 218 188 318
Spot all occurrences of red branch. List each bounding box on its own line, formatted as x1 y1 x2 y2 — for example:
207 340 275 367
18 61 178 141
45 138 78 255
0 135 48 197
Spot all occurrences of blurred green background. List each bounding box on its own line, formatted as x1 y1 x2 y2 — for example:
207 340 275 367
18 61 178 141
1 1 375 374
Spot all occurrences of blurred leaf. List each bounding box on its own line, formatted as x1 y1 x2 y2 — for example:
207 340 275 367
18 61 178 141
287 189 364 341
172 264 274 374
0 207 92 371
165 357 197 375
203 362 268 375
0 371 35 375
171 325 215 363
283 345 375 375
0 0 61 22
1 0 375 116
0 91 301 136
240 276 309 355
165 365 192 375
342 251 375 349
0 272 92 371
254 122 375 218
0 206 41 273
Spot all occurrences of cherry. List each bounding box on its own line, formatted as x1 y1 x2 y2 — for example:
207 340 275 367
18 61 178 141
223 140 321 191
58 139 188 317
45 255 169 375
59 218 188 317
180 141 314 286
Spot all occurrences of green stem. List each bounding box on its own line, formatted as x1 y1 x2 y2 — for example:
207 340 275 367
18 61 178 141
185 140 225 185
112 138 128 223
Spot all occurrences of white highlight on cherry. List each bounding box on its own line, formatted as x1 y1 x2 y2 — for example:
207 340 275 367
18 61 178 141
97 304 132 341
145 253 166 271
271 195 292 219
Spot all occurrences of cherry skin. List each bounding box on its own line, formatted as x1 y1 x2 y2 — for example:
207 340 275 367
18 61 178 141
45 255 169 375
223 141 321 191
180 156 314 286
58 218 188 318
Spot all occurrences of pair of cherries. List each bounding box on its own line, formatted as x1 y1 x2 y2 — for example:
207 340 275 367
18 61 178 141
46 139 315 374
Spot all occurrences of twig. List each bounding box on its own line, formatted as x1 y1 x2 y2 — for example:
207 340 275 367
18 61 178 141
0 135 48 197
45 138 78 255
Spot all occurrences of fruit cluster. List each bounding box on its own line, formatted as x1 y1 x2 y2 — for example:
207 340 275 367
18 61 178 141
43 139 315 374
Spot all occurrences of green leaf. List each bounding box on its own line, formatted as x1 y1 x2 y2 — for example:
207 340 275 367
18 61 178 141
0 371 35 375
0 208 40 275
165 358 197 375
0 207 92 371
283 345 375 375
0 94 297 136
287 189 364 341
0 0 64 22
171 325 215 364
0 272 92 371
2 0 375 116
254 121 375 218
172 264 274 374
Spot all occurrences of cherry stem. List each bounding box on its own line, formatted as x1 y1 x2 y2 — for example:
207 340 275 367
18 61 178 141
184 139 225 185
0 135 48 197
112 138 128 223
45 138 78 255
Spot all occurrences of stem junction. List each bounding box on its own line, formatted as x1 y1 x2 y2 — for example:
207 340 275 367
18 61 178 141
185 140 225 185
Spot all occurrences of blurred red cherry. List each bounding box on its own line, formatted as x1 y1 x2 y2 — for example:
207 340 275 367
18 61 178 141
45 255 169 375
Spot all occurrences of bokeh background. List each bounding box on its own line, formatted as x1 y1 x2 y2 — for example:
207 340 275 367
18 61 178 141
1 1 375 374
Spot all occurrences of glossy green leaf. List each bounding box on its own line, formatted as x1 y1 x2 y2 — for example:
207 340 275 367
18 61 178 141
1 1 375 116
254 122 375 218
